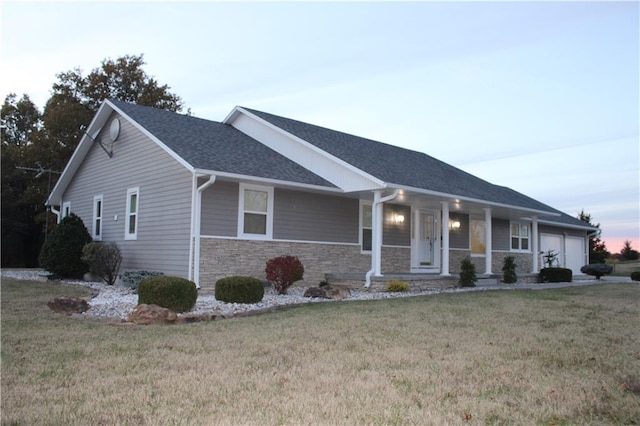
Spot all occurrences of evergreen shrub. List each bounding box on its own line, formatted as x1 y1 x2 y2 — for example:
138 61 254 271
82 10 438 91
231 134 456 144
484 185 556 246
138 276 197 313
539 268 572 283
502 256 518 284
459 256 477 287
215 276 264 304
38 213 92 278
580 263 613 280
122 270 164 290
631 271 640 281
265 255 304 294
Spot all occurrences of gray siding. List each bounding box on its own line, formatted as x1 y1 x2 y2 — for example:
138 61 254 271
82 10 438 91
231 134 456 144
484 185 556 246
274 189 358 243
200 180 239 237
539 224 585 238
492 218 510 251
449 214 469 249
62 112 193 277
382 204 411 246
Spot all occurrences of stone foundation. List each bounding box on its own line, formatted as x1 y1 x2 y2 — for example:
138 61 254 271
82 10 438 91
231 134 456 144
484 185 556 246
448 250 533 274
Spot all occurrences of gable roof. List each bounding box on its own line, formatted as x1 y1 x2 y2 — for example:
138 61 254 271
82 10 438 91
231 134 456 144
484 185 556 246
107 100 335 188
241 108 592 229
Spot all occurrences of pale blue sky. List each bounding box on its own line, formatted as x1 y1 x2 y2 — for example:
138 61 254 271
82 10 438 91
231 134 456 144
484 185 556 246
1 1 638 252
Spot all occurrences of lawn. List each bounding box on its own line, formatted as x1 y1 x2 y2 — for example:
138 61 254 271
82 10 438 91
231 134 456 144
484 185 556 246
2 279 639 425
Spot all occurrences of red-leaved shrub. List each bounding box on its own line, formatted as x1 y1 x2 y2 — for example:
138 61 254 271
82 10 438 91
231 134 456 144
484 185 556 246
265 255 304 294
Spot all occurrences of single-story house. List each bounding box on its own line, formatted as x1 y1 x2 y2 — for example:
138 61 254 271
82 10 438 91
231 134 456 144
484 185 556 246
46 100 596 289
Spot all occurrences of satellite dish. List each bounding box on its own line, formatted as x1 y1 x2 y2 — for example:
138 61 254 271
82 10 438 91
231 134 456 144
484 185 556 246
109 119 121 142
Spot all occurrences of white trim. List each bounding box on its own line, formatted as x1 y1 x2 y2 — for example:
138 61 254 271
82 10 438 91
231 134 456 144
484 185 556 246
484 208 492 275
62 201 71 219
510 220 531 253
125 187 139 240
92 194 104 241
441 202 450 276
237 183 274 240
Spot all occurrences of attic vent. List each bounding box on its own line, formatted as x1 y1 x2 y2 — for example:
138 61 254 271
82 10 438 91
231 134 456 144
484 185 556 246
109 118 121 142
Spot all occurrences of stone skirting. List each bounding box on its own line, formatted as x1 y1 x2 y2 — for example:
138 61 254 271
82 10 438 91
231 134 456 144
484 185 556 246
448 250 533 274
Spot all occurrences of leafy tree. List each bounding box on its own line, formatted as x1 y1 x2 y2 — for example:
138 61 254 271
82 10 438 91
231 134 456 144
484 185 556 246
620 240 639 261
578 210 610 264
1 54 183 268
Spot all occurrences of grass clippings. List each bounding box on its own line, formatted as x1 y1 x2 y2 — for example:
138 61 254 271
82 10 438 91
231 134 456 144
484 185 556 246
1 278 639 425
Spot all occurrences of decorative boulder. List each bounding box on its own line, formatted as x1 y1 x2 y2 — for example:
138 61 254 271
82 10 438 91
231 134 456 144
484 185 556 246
47 297 90 315
303 285 351 300
128 304 177 325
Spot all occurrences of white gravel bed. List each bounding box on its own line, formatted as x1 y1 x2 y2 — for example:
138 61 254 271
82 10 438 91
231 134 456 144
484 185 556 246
2 269 602 321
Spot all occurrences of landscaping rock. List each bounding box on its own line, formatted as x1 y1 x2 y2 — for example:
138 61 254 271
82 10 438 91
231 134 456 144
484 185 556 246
303 285 351 300
47 297 90 315
128 304 177 325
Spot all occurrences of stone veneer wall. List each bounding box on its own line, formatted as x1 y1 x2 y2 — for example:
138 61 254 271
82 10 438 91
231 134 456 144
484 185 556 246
448 250 533 274
199 238 406 291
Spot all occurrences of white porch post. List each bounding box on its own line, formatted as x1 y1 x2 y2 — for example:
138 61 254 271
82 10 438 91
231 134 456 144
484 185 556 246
441 202 450 276
532 216 539 272
484 207 492 275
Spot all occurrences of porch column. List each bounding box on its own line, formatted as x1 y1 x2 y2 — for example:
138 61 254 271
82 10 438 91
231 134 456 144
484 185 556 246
372 191 383 276
441 201 450 276
484 208 492 275
531 216 539 272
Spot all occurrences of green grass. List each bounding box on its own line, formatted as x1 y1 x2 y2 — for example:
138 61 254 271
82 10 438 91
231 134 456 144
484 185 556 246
2 278 639 425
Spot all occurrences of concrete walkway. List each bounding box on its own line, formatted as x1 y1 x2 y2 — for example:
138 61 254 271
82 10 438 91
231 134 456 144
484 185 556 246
476 275 634 291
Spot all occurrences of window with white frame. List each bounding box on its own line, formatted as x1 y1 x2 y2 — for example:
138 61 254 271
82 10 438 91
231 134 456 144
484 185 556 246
92 195 103 240
511 222 529 251
238 183 273 239
62 201 71 219
125 187 139 240
361 202 372 252
470 219 486 255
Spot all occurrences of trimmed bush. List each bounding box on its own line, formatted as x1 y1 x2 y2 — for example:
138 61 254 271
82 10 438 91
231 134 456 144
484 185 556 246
138 276 197 313
38 213 92 278
580 263 613 280
539 268 572 283
122 270 164 290
215 276 264 304
386 279 410 292
459 256 477 287
631 271 640 281
81 242 122 285
502 256 517 284
265 255 304 295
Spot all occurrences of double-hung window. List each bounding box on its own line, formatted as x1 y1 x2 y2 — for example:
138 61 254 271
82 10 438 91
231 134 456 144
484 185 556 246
125 187 139 240
511 222 529 251
361 202 372 252
470 219 486 255
238 183 273 239
92 195 103 240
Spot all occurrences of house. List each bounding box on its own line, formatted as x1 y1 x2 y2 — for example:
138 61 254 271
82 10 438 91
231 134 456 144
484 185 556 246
46 100 596 289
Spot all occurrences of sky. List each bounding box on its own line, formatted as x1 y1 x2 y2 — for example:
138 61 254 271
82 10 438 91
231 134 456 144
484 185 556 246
1 1 638 253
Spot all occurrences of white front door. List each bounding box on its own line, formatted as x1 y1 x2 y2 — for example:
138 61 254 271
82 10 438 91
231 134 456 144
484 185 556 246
412 210 440 271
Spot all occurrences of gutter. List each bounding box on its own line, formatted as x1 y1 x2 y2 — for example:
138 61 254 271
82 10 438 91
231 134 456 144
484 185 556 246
365 189 400 288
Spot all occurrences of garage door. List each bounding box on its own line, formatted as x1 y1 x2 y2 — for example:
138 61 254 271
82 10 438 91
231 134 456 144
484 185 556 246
565 237 586 275
540 234 563 268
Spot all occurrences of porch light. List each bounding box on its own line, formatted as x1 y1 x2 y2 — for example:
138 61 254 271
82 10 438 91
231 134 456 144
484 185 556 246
394 214 405 224
449 219 461 230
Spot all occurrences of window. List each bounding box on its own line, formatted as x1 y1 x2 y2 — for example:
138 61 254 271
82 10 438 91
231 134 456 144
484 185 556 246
361 202 372 252
511 222 530 251
125 187 139 240
92 195 103 240
238 184 273 239
470 219 486 255
62 201 71 219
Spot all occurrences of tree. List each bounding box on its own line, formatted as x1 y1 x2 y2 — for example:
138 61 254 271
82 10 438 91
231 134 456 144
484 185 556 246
578 210 610 264
620 240 639 261
1 54 183 268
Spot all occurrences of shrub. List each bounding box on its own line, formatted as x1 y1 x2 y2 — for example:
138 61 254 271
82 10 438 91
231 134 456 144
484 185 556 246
580 263 613 280
539 268 572 283
265 255 304 295
502 256 517 284
122 270 164 291
386 279 410 292
38 213 92 278
138 276 197 313
318 280 329 287
81 242 122 285
459 256 477 287
631 271 640 281
215 276 264 304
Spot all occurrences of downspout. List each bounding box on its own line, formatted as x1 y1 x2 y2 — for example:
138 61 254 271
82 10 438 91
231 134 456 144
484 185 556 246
365 189 400 288
192 175 217 288
50 205 61 224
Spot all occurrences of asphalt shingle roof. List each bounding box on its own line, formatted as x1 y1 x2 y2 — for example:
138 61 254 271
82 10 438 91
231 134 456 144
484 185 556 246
243 107 590 228
109 100 336 188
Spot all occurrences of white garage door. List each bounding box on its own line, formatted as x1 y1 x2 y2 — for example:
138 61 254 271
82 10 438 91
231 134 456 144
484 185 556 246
566 237 586 275
540 234 563 268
